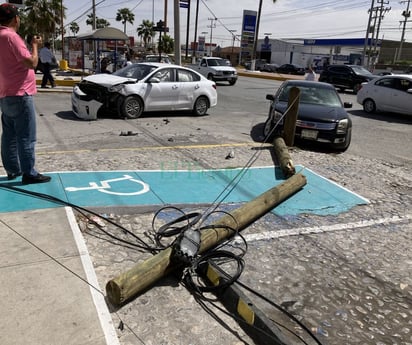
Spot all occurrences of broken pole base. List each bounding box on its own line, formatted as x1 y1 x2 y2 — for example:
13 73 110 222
273 136 295 178
106 173 307 306
283 87 300 147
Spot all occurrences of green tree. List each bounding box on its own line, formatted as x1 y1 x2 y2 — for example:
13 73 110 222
137 19 154 49
86 14 110 29
69 22 79 36
158 34 174 54
23 0 65 41
116 8 134 34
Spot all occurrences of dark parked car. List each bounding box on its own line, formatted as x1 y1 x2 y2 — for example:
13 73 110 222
261 62 279 72
319 64 376 93
276 64 305 75
263 80 353 151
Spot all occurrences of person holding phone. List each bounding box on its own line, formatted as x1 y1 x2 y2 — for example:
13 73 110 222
0 3 51 184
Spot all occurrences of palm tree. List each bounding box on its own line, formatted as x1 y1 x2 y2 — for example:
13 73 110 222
23 0 65 41
116 8 134 34
69 22 79 36
86 14 110 29
137 19 154 49
159 34 174 54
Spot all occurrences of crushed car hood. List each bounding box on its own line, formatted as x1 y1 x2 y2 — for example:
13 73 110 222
81 74 137 88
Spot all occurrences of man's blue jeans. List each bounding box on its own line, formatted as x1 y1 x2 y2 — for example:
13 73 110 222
0 95 38 176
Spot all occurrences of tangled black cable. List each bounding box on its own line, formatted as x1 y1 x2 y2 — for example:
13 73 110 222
151 206 323 345
0 183 158 253
0 184 323 345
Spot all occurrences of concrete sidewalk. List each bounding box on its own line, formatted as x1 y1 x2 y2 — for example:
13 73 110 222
0 207 120 345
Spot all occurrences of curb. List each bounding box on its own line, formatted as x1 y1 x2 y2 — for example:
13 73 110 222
35 69 296 92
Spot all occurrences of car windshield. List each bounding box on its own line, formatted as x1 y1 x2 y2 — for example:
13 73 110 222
113 64 158 80
278 85 342 107
351 65 374 76
207 59 228 66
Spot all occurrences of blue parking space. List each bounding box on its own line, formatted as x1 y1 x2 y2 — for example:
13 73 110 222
0 166 368 215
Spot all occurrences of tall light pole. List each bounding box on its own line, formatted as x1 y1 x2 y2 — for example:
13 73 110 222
173 0 181 65
363 0 375 67
193 0 200 61
397 0 411 61
207 17 217 56
229 29 237 54
61 0 64 61
251 0 263 71
201 31 208 56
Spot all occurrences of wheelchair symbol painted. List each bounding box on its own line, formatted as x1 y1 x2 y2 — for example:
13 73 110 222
65 175 150 196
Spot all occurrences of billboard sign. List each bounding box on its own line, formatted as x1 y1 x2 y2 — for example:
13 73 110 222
240 10 257 61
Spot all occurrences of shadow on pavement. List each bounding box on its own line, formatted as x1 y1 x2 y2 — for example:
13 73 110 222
349 109 412 124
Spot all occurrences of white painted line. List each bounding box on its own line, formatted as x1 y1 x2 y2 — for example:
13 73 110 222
242 214 412 243
299 166 370 203
65 207 120 345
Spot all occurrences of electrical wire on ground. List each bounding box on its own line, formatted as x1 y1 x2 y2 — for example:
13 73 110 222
0 91 317 344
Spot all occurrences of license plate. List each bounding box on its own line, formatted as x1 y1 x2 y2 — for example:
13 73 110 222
301 129 318 140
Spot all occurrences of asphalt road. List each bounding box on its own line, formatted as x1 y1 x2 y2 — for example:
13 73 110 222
34 76 412 167
6 76 412 345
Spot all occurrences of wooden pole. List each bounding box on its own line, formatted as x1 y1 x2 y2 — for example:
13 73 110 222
272 136 295 178
106 173 307 306
283 87 300 146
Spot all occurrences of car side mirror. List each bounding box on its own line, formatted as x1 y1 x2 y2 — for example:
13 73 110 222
148 77 160 83
266 94 275 101
344 102 353 108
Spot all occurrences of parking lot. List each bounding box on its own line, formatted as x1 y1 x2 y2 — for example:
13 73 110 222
1 74 411 345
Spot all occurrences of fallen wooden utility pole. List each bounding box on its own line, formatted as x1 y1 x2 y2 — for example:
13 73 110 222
198 261 289 345
106 173 307 306
272 136 295 178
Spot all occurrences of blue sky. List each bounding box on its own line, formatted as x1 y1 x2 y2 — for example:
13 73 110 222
64 0 410 46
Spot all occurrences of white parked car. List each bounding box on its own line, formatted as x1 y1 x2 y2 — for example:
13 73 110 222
357 74 412 116
71 63 217 120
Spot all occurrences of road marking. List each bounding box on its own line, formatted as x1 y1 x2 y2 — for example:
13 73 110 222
65 207 120 345
242 214 412 242
65 174 150 196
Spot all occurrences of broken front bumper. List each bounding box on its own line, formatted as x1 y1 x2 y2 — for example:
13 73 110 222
71 85 103 120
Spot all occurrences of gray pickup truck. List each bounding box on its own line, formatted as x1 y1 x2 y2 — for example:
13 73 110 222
187 57 238 85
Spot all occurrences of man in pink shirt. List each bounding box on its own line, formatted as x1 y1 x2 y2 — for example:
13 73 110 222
0 3 51 184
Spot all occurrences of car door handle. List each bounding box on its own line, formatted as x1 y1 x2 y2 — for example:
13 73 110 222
195 84 200 89
172 84 179 89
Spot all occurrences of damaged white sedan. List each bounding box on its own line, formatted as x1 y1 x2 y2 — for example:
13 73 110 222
71 62 218 120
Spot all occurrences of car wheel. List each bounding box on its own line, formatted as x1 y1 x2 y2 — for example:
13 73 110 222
119 95 143 119
207 74 214 81
193 96 209 116
363 98 376 113
229 79 236 85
